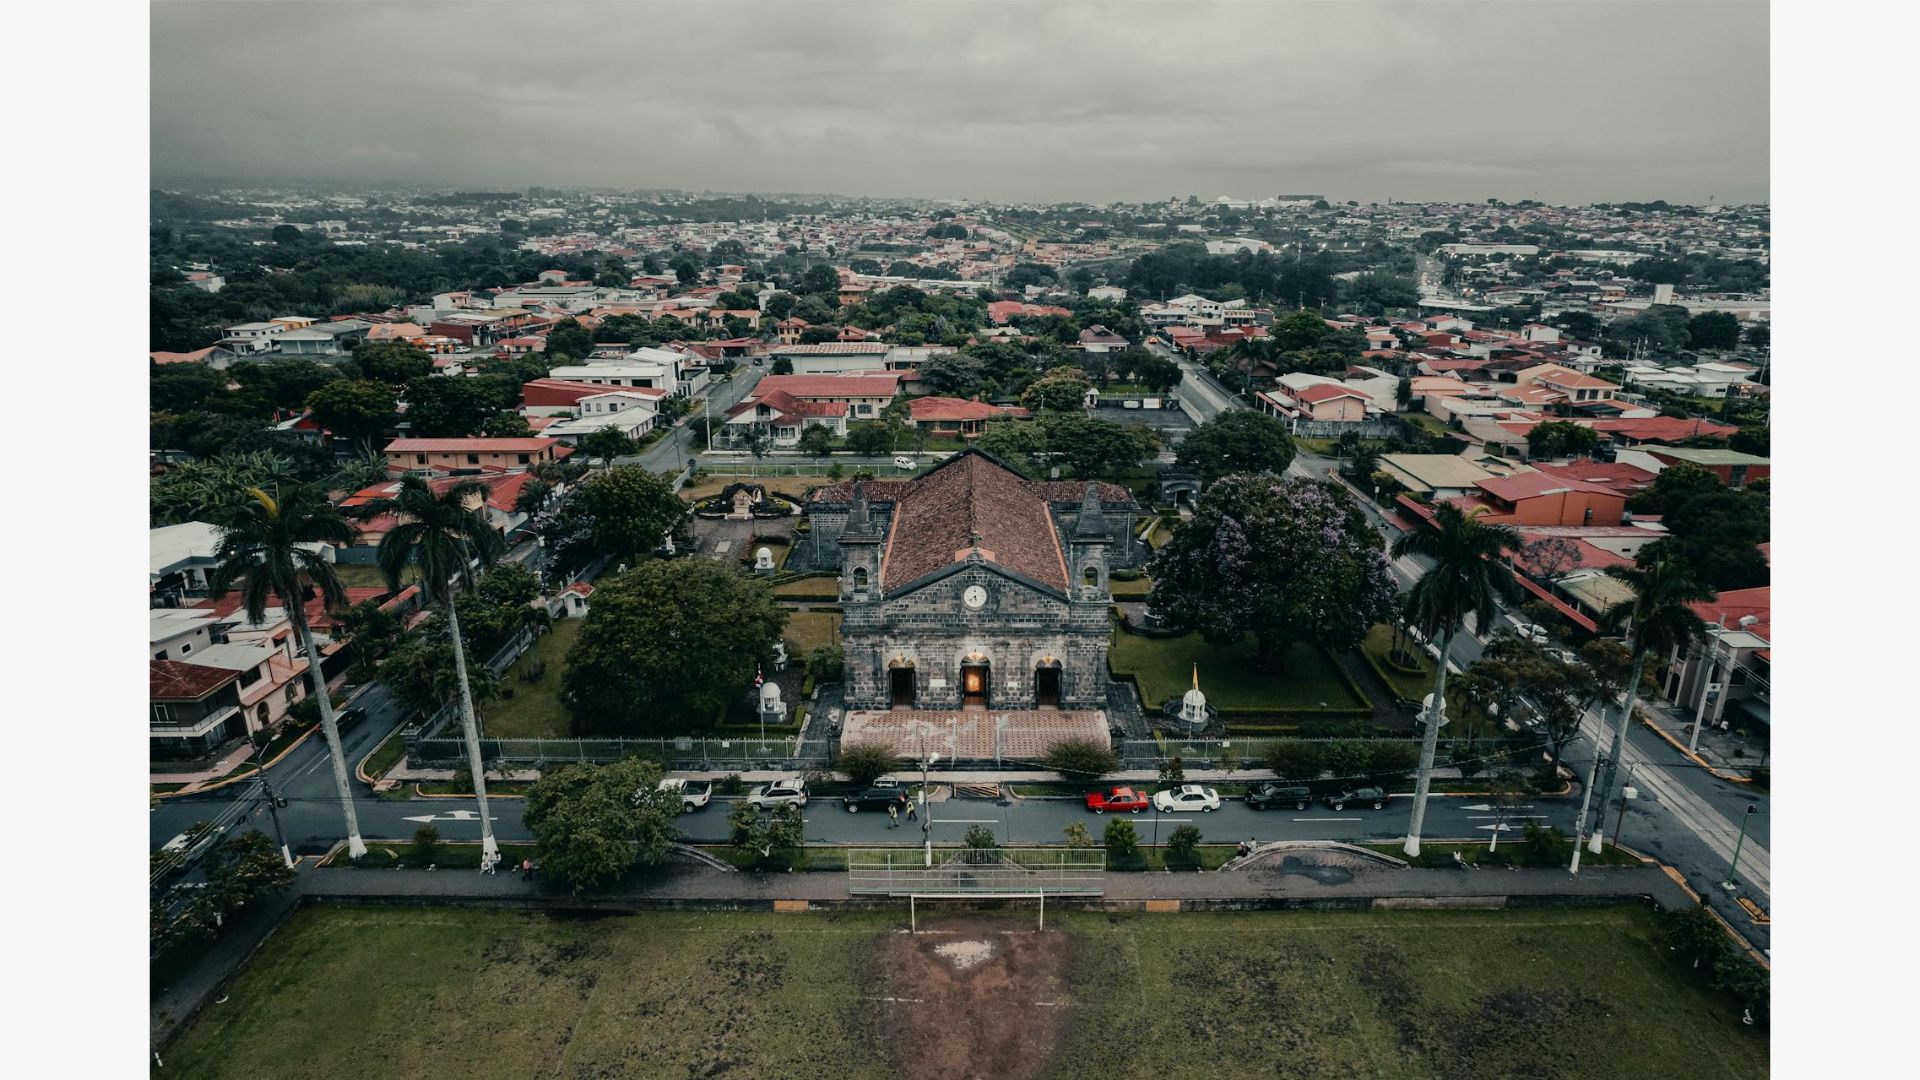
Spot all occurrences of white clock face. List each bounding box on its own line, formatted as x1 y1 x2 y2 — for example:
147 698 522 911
962 585 987 610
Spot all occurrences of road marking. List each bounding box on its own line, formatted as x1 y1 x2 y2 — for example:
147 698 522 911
1460 803 1536 812
930 818 999 824
401 811 499 823
1466 814 1546 820
1293 817 1362 822
1477 824 1515 832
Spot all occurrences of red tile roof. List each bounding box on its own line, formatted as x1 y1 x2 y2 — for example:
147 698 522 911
1689 586 1770 643
750 375 902 400
879 452 1072 591
1293 383 1372 405
909 397 1026 422
151 660 239 700
1579 417 1737 443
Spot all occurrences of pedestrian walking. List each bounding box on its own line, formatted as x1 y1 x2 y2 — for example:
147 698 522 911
888 803 899 828
904 796 916 822
521 858 533 880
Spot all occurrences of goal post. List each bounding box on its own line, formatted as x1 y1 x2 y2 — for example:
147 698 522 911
908 891 1051 932
850 848 1104 930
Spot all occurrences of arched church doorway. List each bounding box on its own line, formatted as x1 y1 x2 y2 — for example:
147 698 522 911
961 657 991 709
888 657 916 708
1034 657 1063 709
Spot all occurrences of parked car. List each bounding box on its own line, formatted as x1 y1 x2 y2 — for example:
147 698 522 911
1323 787 1388 811
334 706 366 733
844 783 908 813
657 778 712 813
1507 619 1549 644
1245 782 1312 811
1152 785 1221 813
893 455 917 470
745 778 809 808
1084 786 1150 814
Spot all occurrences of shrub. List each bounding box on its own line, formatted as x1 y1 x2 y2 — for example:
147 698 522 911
963 824 998 850
1166 823 1202 863
1061 822 1095 849
1323 739 1372 780
1158 756 1186 785
1267 740 1326 781
412 823 440 860
839 743 901 788
718 773 745 796
1043 736 1120 782
1449 740 1484 779
1369 741 1421 784
1109 567 1146 581
806 643 845 684
1103 817 1139 859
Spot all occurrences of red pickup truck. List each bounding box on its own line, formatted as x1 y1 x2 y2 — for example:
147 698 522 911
1085 786 1150 814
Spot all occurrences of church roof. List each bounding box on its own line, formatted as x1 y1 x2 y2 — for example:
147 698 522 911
879 451 1072 592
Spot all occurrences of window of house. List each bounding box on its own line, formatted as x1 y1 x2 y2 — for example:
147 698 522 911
179 642 192 655
467 454 481 465
416 454 428 464
152 704 172 725
154 649 167 661
852 567 868 593
286 684 298 704
517 454 530 465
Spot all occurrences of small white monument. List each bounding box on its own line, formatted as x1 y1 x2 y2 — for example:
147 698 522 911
1178 664 1212 729
753 546 776 573
758 680 787 728
771 641 789 671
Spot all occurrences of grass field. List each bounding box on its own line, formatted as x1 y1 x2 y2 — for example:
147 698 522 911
782 609 842 654
1109 627 1367 712
480 619 584 740
158 905 1767 1080
680 472 835 501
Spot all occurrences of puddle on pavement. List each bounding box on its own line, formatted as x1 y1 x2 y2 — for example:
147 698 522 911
1264 855 1355 885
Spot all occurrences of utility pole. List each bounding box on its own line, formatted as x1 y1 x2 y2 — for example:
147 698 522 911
254 740 293 869
1723 803 1757 890
1610 763 1637 852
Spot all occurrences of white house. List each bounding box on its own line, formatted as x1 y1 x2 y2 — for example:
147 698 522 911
540 391 664 446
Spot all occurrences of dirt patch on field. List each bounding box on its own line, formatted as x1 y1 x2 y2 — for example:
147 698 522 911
864 916 1074 1080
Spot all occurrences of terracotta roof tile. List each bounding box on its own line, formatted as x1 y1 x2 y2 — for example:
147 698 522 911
150 660 239 700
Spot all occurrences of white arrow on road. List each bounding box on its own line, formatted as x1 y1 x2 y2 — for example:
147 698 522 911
401 811 498 823
1467 814 1546 820
1459 804 1535 813
1477 823 1515 832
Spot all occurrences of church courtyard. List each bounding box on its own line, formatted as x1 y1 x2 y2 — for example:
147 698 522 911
1108 626 1371 720
158 904 1768 1080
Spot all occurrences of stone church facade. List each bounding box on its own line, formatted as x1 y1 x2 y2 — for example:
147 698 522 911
808 450 1143 713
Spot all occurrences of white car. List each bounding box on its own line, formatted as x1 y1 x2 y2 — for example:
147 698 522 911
657 778 712 813
894 455 917 471
745 778 809 809
1152 785 1221 813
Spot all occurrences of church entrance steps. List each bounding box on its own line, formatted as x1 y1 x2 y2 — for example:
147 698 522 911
839 709 1110 762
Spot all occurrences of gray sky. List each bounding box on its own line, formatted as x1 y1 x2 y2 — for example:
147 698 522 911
151 1 1769 204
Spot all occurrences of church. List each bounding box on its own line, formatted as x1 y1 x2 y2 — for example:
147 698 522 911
805 450 1146 760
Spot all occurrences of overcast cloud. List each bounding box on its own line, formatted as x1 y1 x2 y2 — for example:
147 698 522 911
151 1 1769 204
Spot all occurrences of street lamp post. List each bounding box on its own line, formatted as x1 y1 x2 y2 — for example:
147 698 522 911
1610 764 1637 852
919 729 940 869
253 738 293 869
1723 803 1757 890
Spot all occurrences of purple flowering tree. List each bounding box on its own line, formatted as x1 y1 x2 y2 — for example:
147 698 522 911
1147 475 1397 669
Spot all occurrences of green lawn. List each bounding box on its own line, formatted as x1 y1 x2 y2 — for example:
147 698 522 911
680 472 834 501
480 619 584 740
1362 623 1435 701
1108 575 1152 599
159 905 1767 1080
782 609 842 654
772 576 841 601
1109 627 1367 712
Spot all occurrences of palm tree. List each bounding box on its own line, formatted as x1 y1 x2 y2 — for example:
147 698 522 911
210 484 366 859
1571 552 1714 868
1390 502 1522 856
354 474 508 861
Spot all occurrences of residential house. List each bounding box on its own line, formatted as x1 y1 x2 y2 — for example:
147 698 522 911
1256 380 1374 425
344 471 546 549
775 317 811 345
1378 453 1524 499
219 321 287 355
150 661 246 760
276 319 372 357
1075 325 1130 353
1617 446 1770 488
382 437 566 476
1444 468 1633 528
908 396 1030 438
1664 587 1771 737
541 391 664 446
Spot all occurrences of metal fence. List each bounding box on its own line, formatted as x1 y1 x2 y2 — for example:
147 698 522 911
408 733 830 770
847 848 1106 897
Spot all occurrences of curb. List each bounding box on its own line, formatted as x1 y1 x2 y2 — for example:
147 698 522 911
412 783 529 800
151 723 322 799
1637 713 1756 784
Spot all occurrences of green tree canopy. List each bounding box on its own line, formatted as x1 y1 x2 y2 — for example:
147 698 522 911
543 317 594 362
523 758 681 892
563 558 787 735
577 464 688 560
1020 365 1092 412
1174 411 1296 483
348 341 435 386
305 378 397 452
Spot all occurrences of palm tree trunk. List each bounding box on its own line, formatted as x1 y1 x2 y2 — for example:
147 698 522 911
1403 626 1452 857
445 599 499 862
293 614 366 859
1586 648 1649 855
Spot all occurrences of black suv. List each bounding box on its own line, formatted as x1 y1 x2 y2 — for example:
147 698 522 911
1323 787 1388 811
844 784 907 813
1245 783 1312 811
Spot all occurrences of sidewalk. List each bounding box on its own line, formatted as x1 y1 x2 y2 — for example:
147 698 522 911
153 848 1686 1050
1637 701 1767 784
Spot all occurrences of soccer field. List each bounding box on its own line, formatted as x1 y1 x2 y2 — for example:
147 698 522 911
157 905 1766 1079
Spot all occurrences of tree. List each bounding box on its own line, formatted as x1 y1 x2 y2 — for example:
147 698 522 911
1021 366 1092 412
963 824 998 850
1389 502 1523 856
334 596 405 679
1525 421 1601 461
672 258 700 285
1629 462 1723 516
1174 411 1296 484
564 559 786 735
150 451 305 527
797 423 836 457
270 224 303 245
579 425 638 464
845 419 901 457
1521 537 1582 582
230 359 340 414
1577 551 1715 860
729 802 804 866
839 743 901 787
210 485 366 858
973 419 1051 476
1644 488 1769 590
349 341 435 386
523 758 682 893
404 375 518 438
1165 823 1203 864
763 292 796 320
917 355 992 398
1102 817 1139 859
578 464 687 560
801 263 840 295
1658 902 1732 972
151 363 228 414
1149 477 1397 669
770 356 795 375
304 378 398 454
543 318 594 361
1129 352 1183 394
1042 413 1154 481
481 411 533 438
1061 822 1096 848
1686 311 1742 351
1042 736 1119 782
354 474 508 862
